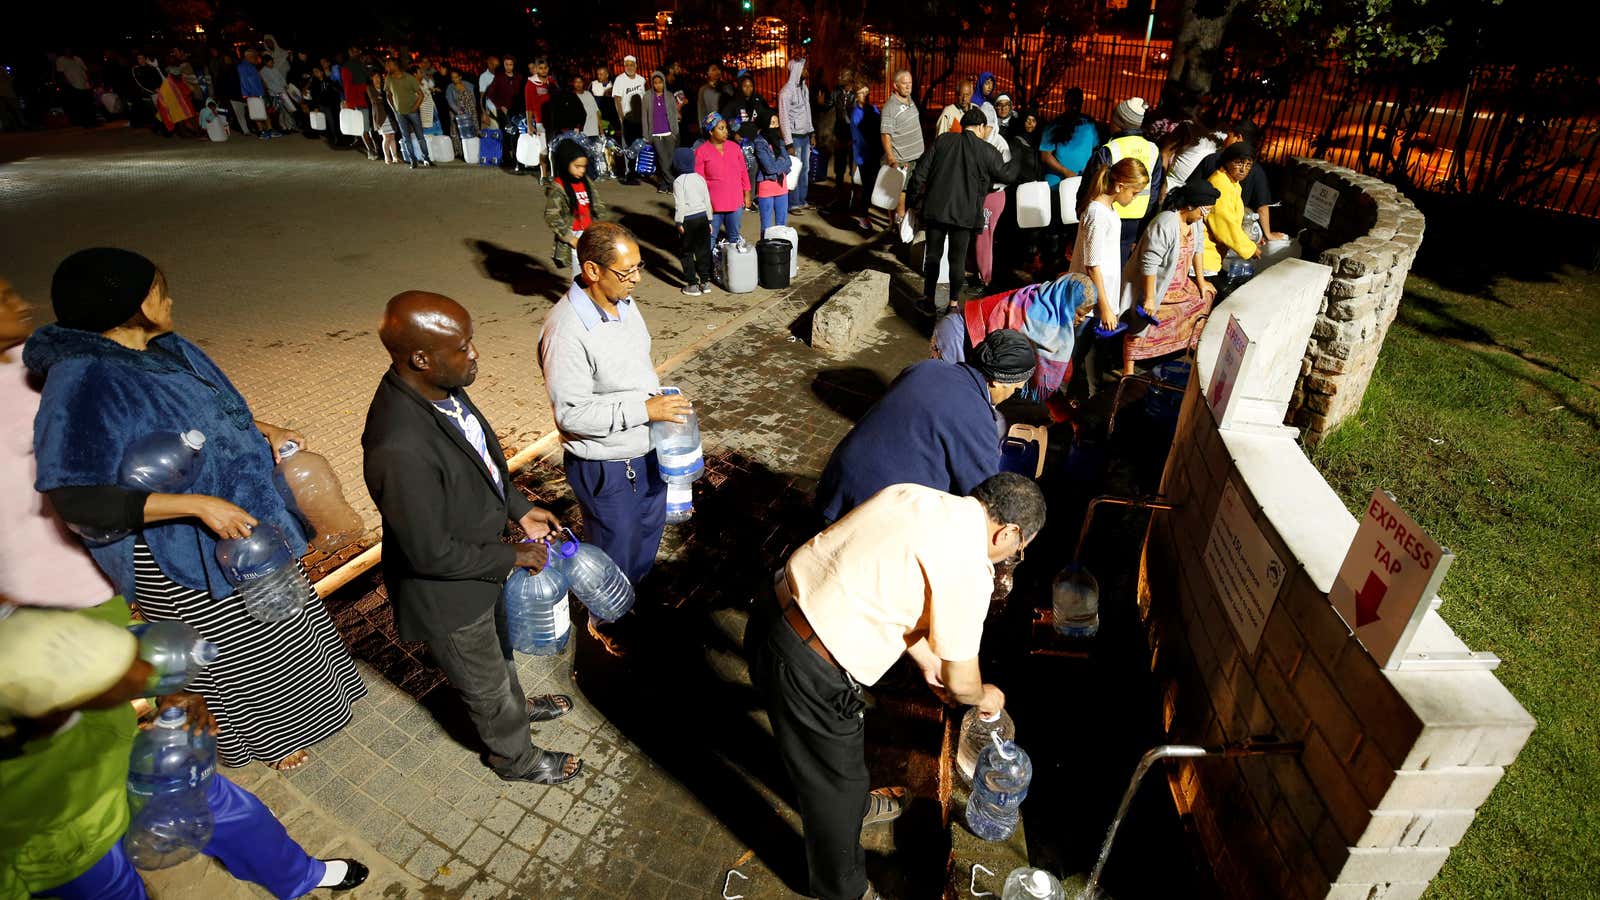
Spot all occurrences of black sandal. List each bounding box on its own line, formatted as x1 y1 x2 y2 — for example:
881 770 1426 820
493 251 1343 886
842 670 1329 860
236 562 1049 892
499 749 583 785
526 693 574 723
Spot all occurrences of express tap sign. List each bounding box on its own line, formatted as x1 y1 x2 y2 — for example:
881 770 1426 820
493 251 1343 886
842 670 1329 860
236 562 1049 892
1330 489 1454 668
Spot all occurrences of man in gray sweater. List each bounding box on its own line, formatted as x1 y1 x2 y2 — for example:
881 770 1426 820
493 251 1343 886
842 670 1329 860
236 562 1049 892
537 223 693 653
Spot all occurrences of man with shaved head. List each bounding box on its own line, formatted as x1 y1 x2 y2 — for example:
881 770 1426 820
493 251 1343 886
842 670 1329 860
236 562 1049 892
362 291 583 784
539 223 692 656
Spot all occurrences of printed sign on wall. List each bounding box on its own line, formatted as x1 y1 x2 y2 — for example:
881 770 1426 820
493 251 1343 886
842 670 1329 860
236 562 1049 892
1203 482 1288 655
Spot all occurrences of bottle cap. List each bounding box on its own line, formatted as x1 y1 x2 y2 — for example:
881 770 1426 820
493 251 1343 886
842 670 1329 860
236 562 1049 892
1025 870 1053 898
181 430 207 451
277 439 300 459
978 710 1002 724
192 640 220 666
157 707 188 728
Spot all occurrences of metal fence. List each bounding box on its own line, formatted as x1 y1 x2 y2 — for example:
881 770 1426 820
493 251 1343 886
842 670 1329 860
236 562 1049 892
598 30 1600 218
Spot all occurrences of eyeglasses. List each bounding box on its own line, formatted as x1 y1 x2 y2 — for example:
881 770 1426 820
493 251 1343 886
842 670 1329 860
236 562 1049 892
606 263 645 282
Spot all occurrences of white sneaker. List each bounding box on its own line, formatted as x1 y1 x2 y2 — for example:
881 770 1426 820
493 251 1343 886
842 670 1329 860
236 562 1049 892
682 283 703 296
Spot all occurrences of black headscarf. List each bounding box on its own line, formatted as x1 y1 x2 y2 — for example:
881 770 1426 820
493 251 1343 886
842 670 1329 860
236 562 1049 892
553 140 591 208
1166 181 1222 210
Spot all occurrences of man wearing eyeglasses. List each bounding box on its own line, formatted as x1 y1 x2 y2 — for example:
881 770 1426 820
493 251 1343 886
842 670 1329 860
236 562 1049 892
538 222 692 655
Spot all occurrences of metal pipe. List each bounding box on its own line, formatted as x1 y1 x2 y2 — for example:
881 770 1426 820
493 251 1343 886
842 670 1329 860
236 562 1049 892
1079 739 1302 898
1071 495 1179 563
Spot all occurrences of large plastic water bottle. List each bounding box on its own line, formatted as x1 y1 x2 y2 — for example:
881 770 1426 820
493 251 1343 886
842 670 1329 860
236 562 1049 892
273 441 366 554
649 387 703 484
69 430 208 545
1052 563 1100 637
1001 867 1065 900
966 732 1032 842
130 621 220 695
547 528 635 623
124 707 216 870
957 707 1016 786
215 522 308 623
503 550 573 655
665 481 694 524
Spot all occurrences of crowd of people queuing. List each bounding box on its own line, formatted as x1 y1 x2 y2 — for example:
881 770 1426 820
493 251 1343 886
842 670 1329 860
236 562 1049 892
2 31 1299 900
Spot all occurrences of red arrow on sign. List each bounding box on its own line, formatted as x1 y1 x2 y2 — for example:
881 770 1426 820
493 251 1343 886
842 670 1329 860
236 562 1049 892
1355 571 1388 627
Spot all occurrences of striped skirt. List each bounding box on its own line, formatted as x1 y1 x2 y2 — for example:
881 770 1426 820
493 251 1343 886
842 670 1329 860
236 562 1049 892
133 541 366 767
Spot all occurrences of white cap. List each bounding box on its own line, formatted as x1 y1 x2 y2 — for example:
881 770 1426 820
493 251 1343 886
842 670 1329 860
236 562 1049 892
996 94 1011 103
1024 870 1054 898
182 430 206 450
623 55 637 63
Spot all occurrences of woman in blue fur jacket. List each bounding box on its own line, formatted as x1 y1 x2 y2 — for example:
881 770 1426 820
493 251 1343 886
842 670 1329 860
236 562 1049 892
24 248 365 771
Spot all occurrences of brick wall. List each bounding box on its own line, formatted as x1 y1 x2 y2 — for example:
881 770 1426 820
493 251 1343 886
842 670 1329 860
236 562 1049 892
1278 158 1426 446
1136 266 1532 900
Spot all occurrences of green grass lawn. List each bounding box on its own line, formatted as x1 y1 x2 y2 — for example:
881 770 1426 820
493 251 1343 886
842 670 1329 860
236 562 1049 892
1310 265 1600 898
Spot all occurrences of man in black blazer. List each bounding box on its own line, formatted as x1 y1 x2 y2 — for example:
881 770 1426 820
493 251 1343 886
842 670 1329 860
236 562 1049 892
362 291 582 785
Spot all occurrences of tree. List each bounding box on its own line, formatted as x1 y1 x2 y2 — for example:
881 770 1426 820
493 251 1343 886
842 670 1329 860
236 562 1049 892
1163 0 1245 116
999 0 1093 112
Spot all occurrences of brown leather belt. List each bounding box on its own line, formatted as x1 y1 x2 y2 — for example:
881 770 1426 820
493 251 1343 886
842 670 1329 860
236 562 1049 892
775 574 841 670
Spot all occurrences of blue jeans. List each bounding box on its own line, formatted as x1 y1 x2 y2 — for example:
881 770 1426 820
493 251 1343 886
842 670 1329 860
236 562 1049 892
395 110 430 161
42 775 324 899
710 210 743 254
789 133 812 207
564 451 667 586
759 193 789 232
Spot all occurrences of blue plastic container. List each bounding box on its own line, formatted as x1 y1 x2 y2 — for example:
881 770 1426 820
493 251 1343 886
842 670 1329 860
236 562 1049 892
215 522 307 623
966 732 1032 842
130 621 220 695
70 430 207 546
504 551 573 656
547 528 635 623
124 707 217 870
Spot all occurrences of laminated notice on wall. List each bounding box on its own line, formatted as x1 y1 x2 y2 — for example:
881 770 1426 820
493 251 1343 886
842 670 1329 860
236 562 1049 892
1304 182 1339 229
1202 482 1287 655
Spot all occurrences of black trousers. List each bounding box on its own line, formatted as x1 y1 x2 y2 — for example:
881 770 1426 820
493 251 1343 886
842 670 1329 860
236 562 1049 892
750 594 870 900
923 222 974 307
680 213 713 284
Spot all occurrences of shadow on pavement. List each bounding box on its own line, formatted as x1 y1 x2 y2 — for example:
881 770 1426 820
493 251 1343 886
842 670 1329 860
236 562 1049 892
469 238 568 298
810 367 891 423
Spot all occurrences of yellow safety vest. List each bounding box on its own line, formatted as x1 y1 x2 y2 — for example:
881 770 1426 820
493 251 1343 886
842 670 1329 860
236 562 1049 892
1106 134 1158 219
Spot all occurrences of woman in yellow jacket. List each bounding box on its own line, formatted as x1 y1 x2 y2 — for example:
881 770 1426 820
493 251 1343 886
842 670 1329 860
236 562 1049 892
1202 142 1262 277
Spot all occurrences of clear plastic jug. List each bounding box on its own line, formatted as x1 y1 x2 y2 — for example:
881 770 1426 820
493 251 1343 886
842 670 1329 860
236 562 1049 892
69 430 207 546
215 521 308 623
649 387 703 484
957 707 1016 785
965 732 1032 842
547 528 635 623
124 708 216 870
665 481 694 524
1051 563 1100 637
130 621 219 695
1001 867 1065 900
503 548 573 656
274 440 366 554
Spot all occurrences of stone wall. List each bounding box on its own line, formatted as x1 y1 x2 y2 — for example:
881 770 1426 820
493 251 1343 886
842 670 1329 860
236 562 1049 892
1277 158 1426 445
1137 263 1532 900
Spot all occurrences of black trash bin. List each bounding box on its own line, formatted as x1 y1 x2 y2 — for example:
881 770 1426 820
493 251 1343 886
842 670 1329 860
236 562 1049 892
757 239 792 289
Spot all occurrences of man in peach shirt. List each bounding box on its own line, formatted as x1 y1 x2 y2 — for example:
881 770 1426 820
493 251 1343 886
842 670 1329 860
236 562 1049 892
750 473 1046 900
